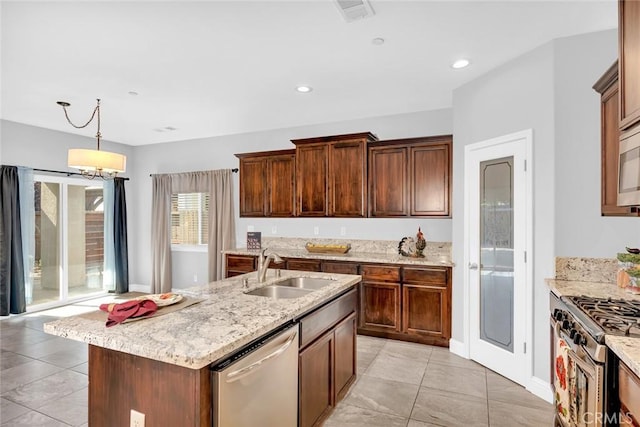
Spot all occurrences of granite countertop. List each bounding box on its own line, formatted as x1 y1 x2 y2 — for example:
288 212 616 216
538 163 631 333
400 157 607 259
223 247 454 267
546 278 640 377
44 270 360 370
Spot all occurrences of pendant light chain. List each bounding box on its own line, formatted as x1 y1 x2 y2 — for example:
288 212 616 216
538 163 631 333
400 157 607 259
60 99 102 150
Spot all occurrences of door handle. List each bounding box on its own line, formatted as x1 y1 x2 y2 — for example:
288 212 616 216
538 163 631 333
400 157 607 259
225 330 297 383
469 263 479 270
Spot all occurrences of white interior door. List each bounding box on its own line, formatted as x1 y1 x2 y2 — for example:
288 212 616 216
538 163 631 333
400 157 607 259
465 130 531 387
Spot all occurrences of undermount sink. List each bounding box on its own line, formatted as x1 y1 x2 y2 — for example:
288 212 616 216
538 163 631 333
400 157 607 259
245 277 335 299
245 285 313 299
274 277 335 290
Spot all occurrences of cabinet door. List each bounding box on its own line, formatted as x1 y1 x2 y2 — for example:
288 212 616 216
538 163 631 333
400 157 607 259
267 154 295 217
299 332 334 427
410 143 450 217
619 0 640 130
322 261 359 275
329 140 366 217
368 146 408 217
238 157 266 216
402 283 450 338
359 281 401 333
334 313 357 401
297 144 328 216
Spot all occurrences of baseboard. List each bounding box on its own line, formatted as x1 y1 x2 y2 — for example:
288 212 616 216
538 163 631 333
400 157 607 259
128 284 151 293
527 375 553 403
448 338 469 358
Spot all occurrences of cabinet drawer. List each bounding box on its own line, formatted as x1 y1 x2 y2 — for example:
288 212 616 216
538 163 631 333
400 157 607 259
286 258 322 272
402 267 448 286
225 255 255 272
619 362 640 422
299 289 356 349
361 265 400 282
322 261 359 275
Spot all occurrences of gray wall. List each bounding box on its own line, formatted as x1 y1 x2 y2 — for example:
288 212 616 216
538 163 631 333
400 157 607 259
554 31 640 255
452 29 621 386
128 108 453 287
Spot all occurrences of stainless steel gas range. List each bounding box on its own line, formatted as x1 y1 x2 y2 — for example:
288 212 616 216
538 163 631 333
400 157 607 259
550 293 640 427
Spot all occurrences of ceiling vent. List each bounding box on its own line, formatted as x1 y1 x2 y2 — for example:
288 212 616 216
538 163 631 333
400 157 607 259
334 0 375 23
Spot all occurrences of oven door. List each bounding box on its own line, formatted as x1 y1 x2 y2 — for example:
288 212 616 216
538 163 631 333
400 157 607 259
553 323 604 427
617 125 640 207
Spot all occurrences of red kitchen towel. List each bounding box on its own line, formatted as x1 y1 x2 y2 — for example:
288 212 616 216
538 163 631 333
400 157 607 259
99 299 158 327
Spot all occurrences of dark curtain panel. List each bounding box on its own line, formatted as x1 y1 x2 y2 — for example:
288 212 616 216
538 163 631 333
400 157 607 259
0 166 26 315
114 177 129 294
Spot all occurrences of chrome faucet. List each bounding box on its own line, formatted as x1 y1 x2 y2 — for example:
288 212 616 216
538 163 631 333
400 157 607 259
257 248 284 283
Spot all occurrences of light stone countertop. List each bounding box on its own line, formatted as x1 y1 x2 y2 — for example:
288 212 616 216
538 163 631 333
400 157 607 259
223 247 454 267
44 270 360 370
546 278 640 378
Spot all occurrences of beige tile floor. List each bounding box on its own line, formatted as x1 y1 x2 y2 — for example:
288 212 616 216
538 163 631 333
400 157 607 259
0 299 553 426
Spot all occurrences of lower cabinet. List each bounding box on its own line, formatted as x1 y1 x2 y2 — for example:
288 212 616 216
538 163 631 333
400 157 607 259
619 361 640 426
360 281 401 333
224 254 256 277
298 290 357 427
287 258 322 272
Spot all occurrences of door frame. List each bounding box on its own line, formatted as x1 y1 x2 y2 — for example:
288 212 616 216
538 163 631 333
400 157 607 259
462 129 533 388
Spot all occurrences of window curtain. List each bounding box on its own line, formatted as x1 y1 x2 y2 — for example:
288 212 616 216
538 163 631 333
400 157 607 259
103 180 116 291
151 175 172 293
0 166 26 315
113 178 129 294
17 167 34 305
151 169 235 293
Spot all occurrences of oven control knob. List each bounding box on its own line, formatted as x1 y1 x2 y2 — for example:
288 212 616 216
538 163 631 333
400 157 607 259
569 329 577 339
573 333 584 345
554 310 564 321
562 319 571 329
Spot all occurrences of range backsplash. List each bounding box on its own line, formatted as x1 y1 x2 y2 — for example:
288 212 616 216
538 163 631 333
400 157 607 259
555 257 618 284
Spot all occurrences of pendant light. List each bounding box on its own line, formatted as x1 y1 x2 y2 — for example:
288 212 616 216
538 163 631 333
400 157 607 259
57 98 126 179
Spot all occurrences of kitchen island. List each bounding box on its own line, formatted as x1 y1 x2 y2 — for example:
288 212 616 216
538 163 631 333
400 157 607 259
44 269 361 427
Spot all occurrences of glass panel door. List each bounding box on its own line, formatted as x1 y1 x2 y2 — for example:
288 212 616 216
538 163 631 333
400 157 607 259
479 157 514 352
32 181 61 306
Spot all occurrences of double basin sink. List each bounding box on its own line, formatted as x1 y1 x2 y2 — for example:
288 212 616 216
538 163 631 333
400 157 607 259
245 277 335 299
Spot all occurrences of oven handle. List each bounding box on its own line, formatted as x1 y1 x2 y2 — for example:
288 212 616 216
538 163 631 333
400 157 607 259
553 323 598 378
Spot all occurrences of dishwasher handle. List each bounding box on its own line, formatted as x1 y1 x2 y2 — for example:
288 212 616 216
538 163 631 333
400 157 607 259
225 330 297 383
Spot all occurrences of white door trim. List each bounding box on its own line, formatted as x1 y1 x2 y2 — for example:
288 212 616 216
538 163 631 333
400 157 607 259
462 129 534 390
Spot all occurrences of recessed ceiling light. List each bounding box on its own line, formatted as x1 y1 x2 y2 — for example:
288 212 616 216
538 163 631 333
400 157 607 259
452 59 470 69
372 37 385 46
296 85 313 93
128 91 139 96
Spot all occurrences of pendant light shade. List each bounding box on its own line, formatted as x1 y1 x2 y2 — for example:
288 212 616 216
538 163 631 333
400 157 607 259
68 148 126 175
57 98 127 179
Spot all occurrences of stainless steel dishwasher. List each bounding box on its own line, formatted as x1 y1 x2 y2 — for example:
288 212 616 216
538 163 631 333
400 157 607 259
211 322 299 427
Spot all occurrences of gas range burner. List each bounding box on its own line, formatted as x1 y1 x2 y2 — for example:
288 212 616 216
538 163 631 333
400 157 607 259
566 296 640 337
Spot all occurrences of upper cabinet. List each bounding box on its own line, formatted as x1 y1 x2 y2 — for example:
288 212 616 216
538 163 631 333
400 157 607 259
292 132 377 217
235 149 296 217
619 0 640 130
369 136 452 218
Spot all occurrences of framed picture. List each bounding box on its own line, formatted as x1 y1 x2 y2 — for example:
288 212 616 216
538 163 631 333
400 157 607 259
247 232 262 250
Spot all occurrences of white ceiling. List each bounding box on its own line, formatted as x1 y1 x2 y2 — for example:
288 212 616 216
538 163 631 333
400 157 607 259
1 0 617 146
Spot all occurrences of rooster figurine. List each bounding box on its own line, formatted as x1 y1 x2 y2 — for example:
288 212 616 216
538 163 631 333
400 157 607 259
415 227 426 257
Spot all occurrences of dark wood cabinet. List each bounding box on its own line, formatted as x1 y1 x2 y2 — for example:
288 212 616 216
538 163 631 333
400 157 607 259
293 132 377 217
298 289 357 427
299 331 334 427
369 135 452 218
321 261 359 275
286 258 322 272
401 267 451 340
359 265 401 333
593 63 639 216
225 254 256 277
236 149 295 217
619 0 640 131
619 361 640 427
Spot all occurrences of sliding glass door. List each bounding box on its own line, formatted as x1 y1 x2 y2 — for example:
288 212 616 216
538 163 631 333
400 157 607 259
28 175 107 309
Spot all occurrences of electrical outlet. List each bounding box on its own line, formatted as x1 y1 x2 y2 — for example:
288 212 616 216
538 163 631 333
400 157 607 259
340 226 346 236
271 226 277 234
130 409 145 427
313 226 319 235
193 274 198 283
247 225 255 232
